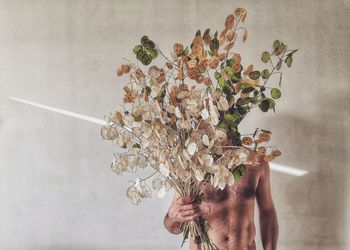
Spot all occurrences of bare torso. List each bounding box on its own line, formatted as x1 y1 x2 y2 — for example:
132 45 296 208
189 164 261 250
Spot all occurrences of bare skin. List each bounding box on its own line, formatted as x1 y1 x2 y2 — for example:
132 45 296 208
164 150 278 250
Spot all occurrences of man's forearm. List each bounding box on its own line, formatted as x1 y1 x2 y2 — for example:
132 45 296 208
259 209 278 250
164 211 183 234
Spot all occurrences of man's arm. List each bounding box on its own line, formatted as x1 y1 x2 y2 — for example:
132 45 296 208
256 160 278 250
164 191 201 234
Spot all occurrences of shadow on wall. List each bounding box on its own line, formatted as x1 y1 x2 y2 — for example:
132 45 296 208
274 91 348 249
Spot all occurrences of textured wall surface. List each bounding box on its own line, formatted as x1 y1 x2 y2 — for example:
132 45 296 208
0 0 349 249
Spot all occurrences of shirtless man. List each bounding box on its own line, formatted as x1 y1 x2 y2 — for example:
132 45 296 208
164 150 278 250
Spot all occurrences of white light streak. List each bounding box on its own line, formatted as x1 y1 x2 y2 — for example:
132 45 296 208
270 162 308 176
10 96 106 125
9 96 308 176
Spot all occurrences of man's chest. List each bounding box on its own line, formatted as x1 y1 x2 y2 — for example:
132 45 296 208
201 166 259 204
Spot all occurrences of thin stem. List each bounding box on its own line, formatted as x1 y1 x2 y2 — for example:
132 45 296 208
155 44 181 70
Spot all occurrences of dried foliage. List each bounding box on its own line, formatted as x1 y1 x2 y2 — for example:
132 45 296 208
102 7 297 250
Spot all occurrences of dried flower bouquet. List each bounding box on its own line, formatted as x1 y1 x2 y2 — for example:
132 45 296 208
101 7 297 250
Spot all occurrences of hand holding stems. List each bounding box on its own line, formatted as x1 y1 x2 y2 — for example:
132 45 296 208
165 194 201 235
168 195 201 224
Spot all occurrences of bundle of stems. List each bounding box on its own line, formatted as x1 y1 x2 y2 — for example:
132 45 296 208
167 176 218 250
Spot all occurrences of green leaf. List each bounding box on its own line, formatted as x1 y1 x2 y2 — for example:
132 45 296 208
241 83 252 89
261 69 270 79
285 56 293 67
286 49 298 57
259 99 270 112
276 60 282 70
148 49 158 59
133 45 143 55
218 77 226 87
226 59 235 67
224 113 240 122
230 73 239 81
214 72 222 80
241 86 255 94
226 66 234 76
144 86 152 96
268 98 276 113
184 47 189 56
273 40 281 50
218 122 228 130
208 50 214 57
132 114 143 122
275 43 286 56
271 88 281 99
141 36 149 46
157 89 166 98
229 124 238 133
261 51 270 63
249 71 260 80
222 84 233 95
133 143 141 148
232 164 246 181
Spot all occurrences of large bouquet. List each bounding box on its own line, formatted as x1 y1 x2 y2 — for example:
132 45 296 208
101 7 297 249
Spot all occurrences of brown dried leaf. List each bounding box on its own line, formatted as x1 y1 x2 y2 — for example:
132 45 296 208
243 64 254 76
225 14 235 29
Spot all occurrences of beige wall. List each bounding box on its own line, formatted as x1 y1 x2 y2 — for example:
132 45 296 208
0 0 349 249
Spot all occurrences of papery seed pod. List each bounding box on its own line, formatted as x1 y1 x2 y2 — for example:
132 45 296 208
135 68 145 81
140 186 152 198
100 126 119 140
249 71 260 80
203 77 212 87
225 30 235 41
188 58 198 68
242 136 253 146
177 90 190 99
232 53 241 64
209 57 219 69
232 63 242 73
263 154 275 161
114 111 125 127
243 64 253 76
203 28 211 45
257 146 266 156
258 132 270 142
116 67 123 76
165 62 173 69
217 96 229 111
234 8 247 22
271 149 282 157
224 41 234 51
202 134 210 147
210 36 219 52
173 43 184 56
217 53 226 61
127 185 138 200
252 155 260 167
225 14 235 29
121 64 131 74
148 65 161 78
195 74 205 83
